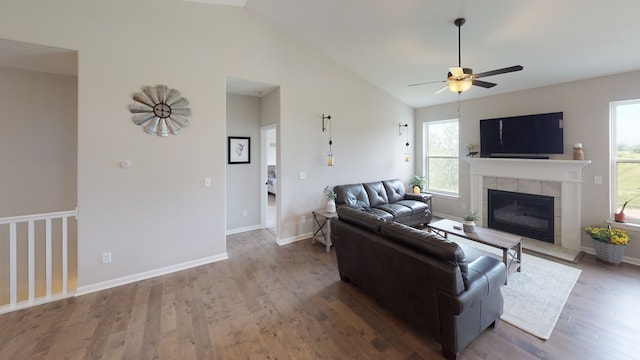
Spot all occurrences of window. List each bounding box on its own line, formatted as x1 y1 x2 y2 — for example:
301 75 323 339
611 100 640 223
423 119 459 195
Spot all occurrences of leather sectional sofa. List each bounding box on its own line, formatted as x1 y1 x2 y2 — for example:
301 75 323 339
333 179 432 227
330 206 506 360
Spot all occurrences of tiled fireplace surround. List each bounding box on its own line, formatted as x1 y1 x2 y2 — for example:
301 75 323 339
465 158 591 252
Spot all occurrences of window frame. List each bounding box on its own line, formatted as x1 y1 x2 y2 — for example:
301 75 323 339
610 99 640 225
422 118 460 197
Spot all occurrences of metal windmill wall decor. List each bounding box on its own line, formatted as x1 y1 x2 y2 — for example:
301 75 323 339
129 85 191 136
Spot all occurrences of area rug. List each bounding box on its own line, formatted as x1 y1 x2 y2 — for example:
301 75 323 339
452 236 582 340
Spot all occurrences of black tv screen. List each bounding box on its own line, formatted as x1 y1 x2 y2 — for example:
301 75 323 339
480 112 564 158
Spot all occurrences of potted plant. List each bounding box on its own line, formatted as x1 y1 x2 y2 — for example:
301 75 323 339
614 192 640 222
463 210 479 233
409 175 426 194
324 186 337 212
584 225 631 265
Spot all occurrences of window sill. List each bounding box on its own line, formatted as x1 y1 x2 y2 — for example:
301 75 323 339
607 220 640 232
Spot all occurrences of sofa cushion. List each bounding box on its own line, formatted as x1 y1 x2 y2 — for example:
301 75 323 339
396 199 428 214
363 181 389 207
337 206 386 232
334 183 371 208
376 203 412 217
383 179 406 203
379 221 468 276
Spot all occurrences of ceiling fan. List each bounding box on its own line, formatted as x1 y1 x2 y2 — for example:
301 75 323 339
410 18 523 94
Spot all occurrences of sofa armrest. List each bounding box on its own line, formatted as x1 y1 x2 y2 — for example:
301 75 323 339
404 193 432 205
438 256 506 315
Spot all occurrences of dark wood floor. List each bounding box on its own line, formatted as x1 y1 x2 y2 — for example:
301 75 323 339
1 229 639 359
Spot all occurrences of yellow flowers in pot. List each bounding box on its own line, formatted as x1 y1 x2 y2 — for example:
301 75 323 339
584 225 630 245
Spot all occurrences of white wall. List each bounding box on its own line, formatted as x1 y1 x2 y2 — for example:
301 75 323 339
226 94 261 231
416 70 640 261
0 0 414 290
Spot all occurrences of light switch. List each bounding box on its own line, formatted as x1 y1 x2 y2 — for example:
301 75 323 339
204 177 212 187
299 172 306 180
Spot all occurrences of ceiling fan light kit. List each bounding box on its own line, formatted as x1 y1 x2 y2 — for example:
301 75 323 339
448 79 472 93
409 17 523 94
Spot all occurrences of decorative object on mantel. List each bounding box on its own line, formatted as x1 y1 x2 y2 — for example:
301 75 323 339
465 144 478 157
323 186 337 213
463 209 479 233
584 225 630 265
409 175 426 194
614 192 640 222
130 85 191 136
573 143 584 160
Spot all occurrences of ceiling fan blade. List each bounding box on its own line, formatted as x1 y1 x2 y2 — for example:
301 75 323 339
472 80 497 88
434 85 449 94
409 80 446 87
474 65 523 79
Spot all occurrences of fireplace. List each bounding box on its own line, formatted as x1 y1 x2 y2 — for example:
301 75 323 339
465 158 590 251
487 189 554 243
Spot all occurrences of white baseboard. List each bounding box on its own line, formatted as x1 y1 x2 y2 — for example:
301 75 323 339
0 293 75 315
277 232 312 246
226 224 262 235
75 253 228 296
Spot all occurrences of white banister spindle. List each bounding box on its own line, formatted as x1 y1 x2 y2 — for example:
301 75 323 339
28 220 35 302
62 217 68 296
1 209 76 314
9 223 17 306
45 218 52 299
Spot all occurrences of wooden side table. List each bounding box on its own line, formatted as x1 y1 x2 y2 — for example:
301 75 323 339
312 209 338 252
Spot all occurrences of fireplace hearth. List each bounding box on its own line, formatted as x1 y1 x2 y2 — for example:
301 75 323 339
488 189 554 243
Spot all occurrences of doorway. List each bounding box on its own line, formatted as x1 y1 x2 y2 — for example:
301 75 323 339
262 125 277 234
225 77 279 237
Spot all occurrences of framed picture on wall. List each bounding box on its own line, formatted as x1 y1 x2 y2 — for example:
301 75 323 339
228 136 250 164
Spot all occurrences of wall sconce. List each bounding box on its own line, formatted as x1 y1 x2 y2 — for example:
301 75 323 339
399 123 410 162
322 114 334 166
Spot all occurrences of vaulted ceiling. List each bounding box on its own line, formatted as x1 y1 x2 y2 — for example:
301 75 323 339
242 0 640 108
4 1 640 109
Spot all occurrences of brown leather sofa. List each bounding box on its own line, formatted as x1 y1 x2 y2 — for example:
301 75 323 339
333 179 432 227
330 206 506 360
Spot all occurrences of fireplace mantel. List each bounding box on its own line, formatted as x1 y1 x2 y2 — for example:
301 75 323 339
464 158 591 251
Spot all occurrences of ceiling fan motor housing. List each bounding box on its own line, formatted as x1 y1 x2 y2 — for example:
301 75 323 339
448 67 473 80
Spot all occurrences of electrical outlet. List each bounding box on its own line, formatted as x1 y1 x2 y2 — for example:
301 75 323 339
594 176 602 185
102 252 112 264
461 203 467 210
301 215 306 223
242 210 248 216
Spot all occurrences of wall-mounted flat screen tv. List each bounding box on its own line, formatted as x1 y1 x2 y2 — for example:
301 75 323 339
479 112 564 158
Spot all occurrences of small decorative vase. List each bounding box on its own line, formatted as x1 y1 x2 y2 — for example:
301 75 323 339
614 212 626 223
592 239 626 265
413 186 421 194
326 199 336 213
463 220 476 233
573 143 584 160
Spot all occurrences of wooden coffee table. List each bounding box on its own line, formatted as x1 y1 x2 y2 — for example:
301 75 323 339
429 219 522 284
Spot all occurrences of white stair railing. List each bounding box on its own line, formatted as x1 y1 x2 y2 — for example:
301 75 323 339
0 209 77 314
